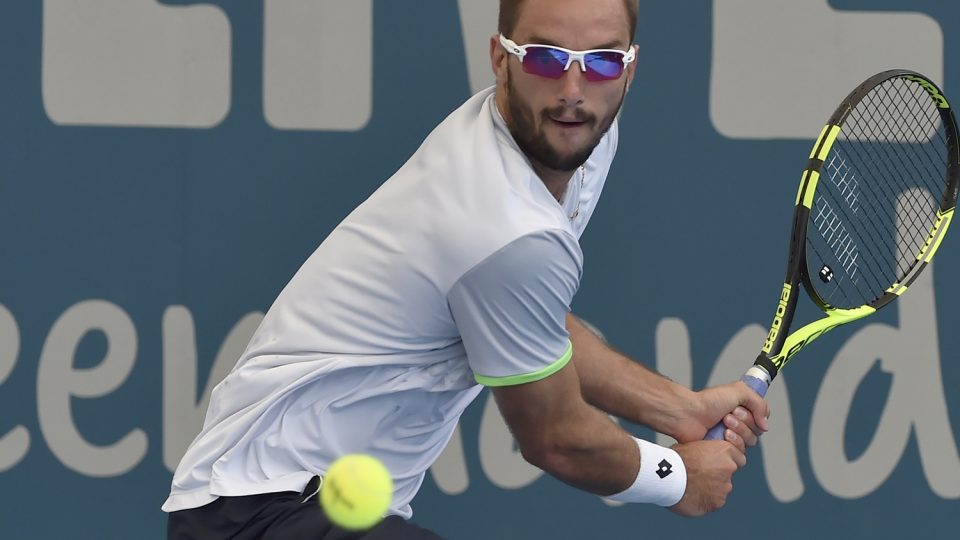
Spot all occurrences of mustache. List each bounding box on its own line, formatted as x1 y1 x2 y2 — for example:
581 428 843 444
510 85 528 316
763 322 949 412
541 106 596 127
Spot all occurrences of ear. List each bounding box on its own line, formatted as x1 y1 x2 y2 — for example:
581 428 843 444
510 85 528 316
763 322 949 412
624 44 638 92
490 34 509 86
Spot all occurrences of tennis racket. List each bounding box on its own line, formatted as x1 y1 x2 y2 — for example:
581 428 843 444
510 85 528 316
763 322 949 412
705 69 960 440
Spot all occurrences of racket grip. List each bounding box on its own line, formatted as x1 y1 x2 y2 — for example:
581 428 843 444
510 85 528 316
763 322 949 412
703 367 771 441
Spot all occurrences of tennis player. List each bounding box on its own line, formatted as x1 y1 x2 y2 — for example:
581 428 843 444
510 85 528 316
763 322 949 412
164 0 770 537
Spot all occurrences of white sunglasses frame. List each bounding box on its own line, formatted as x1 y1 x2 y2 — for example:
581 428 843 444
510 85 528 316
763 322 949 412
498 34 636 79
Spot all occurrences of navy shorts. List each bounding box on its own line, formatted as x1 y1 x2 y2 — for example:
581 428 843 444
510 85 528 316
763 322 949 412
167 477 444 539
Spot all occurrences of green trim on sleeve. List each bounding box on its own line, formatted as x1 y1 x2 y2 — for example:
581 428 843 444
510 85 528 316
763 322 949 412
474 341 573 387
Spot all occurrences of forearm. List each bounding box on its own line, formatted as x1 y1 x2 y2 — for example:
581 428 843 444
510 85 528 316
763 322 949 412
491 361 639 495
532 399 641 496
492 352 691 506
567 313 701 440
533 406 686 506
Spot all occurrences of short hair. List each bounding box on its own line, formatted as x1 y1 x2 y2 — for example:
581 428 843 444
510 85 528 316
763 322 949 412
498 0 639 43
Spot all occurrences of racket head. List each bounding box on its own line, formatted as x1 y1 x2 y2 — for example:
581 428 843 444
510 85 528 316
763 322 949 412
757 70 959 378
801 70 959 311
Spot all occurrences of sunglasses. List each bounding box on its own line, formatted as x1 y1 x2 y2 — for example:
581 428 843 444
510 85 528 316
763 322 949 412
499 34 636 82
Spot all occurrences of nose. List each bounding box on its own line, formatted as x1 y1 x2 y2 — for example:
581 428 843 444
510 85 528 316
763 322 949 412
557 62 586 107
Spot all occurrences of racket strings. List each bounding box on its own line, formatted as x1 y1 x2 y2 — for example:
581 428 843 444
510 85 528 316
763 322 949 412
810 174 887 301
807 77 949 308
814 150 908 302
834 81 943 272
823 130 938 294
865 81 946 247
840 137 929 264
870 83 948 200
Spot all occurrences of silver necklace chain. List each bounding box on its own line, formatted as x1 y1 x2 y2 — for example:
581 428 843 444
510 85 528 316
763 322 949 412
568 166 585 221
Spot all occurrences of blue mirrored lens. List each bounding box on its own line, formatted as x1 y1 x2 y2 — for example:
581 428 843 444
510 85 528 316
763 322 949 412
584 52 624 81
521 47 569 78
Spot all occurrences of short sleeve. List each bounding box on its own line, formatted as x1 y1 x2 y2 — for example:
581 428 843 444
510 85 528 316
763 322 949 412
447 229 582 387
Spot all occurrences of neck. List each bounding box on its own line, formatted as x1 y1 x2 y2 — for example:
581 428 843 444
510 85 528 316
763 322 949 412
530 161 577 202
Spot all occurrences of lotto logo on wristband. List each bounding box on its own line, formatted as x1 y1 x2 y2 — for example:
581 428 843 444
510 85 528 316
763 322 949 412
609 439 686 506
656 460 673 479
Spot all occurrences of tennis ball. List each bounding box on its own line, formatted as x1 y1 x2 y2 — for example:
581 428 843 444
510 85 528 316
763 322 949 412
320 454 394 531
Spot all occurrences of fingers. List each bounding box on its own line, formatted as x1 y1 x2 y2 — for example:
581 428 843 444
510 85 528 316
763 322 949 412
732 445 747 468
721 411 749 452
725 441 747 469
735 382 771 432
704 435 747 469
723 427 745 453
669 441 741 517
723 407 760 448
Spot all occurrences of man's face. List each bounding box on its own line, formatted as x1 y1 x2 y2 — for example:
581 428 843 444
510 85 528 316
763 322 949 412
492 0 637 173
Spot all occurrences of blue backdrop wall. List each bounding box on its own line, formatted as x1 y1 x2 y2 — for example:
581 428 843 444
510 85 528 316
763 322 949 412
1 1 958 538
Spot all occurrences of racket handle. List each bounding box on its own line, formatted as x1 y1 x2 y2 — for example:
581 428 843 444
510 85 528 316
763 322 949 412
703 366 771 441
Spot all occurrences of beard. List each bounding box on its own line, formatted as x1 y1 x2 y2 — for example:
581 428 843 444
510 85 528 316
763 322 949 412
504 67 626 172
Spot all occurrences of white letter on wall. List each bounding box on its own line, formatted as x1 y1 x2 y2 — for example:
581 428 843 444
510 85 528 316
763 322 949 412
162 306 263 471
657 318 804 502
429 423 470 495
478 391 543 490
810 192 960 499
456 0 499 94
711 0 942 139
810 264 960 499
706 324 804 502
654 318 693 448
42 0 231 127
0 304 29 472
37 300 146 477
263 0 372 131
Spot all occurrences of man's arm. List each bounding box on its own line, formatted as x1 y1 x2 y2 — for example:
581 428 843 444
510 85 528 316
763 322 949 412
491 359 747 515
445 231 758 514
567 314 769 444
491 358 638 494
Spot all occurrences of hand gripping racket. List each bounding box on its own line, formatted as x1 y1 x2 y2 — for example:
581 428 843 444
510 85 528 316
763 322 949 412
706 69 960 440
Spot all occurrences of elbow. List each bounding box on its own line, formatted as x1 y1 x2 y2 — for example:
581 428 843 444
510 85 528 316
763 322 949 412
518 437 576 478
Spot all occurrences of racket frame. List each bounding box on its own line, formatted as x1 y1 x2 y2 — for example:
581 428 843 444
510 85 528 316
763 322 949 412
754 69 960 381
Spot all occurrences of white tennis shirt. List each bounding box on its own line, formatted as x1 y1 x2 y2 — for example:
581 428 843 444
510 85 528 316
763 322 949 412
163 86 618 518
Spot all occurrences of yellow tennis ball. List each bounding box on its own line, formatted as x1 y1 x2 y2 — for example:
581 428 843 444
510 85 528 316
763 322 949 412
320 454 393 531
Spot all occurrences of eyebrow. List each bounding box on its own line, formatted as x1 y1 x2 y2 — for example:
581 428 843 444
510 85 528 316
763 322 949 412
525 35 627 50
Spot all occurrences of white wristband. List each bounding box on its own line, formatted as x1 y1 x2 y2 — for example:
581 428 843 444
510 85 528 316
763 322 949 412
607 438 687 507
